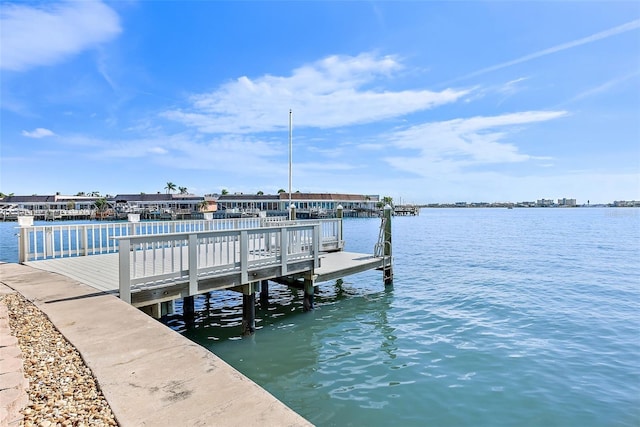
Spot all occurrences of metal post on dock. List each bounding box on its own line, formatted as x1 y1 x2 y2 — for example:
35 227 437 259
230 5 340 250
383 204 393 286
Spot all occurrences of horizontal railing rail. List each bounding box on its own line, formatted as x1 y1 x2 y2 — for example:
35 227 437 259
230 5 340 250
116 224 321 303
17 217 289 262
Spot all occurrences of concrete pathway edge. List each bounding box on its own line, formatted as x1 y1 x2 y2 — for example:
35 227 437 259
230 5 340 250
0 284 29 427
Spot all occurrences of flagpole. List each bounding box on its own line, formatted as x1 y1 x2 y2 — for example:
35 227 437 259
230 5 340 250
288 109 293 220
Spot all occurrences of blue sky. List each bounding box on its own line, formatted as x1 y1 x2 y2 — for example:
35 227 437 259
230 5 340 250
1 1 639 204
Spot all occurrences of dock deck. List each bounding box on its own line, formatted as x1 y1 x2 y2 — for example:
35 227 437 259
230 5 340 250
24 250 385 297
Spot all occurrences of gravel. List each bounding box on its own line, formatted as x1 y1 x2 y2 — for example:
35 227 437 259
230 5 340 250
3 293 119 427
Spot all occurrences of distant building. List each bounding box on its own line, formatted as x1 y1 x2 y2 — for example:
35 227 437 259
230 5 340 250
536 199 555 207
111 193 204 214
217 192 380 217
613 200 640 207
0 193 207 221
0 194 101 211
558 198 577 207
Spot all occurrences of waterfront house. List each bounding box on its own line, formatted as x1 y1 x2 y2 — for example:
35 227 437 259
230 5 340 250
216 192 380 217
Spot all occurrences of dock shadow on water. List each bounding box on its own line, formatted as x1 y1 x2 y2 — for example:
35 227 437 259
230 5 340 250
160 276 393 343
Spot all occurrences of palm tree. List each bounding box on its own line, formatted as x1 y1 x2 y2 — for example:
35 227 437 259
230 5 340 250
221 189 229 195
277 189 286 194
179 186 188 194
198 200 209 212
165 182 177 194
94 198 109 220
257 191 264 195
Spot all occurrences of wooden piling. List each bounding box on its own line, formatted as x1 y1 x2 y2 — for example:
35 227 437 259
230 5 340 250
383 204 393 286
303 275 315 311
260 280 269 303
183 295 195 326
241 284 256 336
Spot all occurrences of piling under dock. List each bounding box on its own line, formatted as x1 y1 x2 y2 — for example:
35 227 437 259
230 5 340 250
0 262 312 426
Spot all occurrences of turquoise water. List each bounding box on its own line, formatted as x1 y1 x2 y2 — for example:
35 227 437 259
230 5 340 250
1 209 639 425
170 208 640 426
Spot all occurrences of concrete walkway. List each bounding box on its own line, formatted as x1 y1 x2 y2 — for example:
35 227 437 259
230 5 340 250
0 263 312 427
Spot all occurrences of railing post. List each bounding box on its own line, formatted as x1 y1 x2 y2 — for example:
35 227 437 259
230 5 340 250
280 227 288 275
188 234 198 296
18 229 28 263
240 231 249 283
82 226 89 256
17 216 33 263
119 239 131 303
45 226 53 258
128 214 140 237
313 224 320 268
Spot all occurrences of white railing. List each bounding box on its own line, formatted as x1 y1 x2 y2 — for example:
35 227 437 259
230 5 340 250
253 219 343 252
17 217 289 262
117 224 321 303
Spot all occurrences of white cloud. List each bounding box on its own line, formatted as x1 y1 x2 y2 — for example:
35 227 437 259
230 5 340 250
449 19 640 83
564 71 640 104
147 147 168 155
0 1 121 71
163 53 470 133
21 128 55 138
385 110 568 174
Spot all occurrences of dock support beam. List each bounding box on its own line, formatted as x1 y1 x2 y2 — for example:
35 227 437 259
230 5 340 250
183 295 195 327
161 300 174 316
241 283 256 336
260 280 269 304
303 275 315 312
383 204 393 286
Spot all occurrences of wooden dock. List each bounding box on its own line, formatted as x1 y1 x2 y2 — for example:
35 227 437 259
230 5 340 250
18 209 393 335
394 204 420 216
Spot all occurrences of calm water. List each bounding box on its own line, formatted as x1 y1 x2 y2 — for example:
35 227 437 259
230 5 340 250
1 209 639 426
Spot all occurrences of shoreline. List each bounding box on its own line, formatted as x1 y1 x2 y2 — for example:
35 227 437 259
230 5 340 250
0 263 311 427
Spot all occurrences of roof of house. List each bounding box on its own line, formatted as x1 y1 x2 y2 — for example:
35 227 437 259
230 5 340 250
112 194 203 202
0 195 56 203
217 193 375 202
